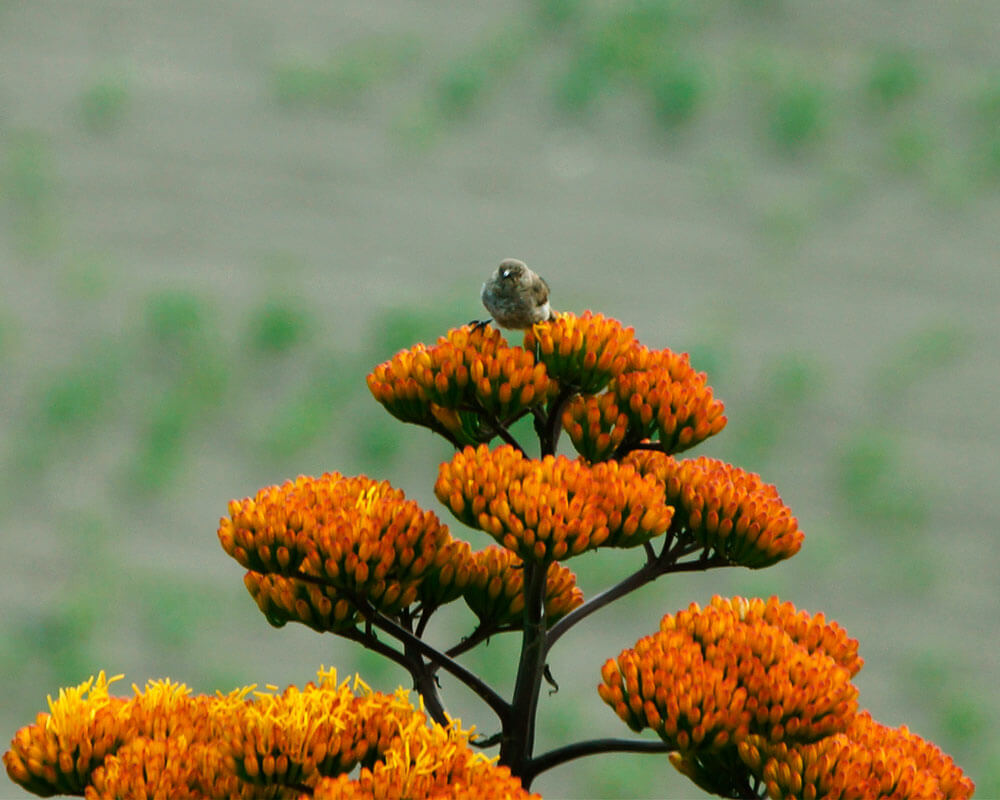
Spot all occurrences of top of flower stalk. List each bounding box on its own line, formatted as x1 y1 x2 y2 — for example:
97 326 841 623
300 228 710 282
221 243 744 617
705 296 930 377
367 323 555 445
524 311 635 395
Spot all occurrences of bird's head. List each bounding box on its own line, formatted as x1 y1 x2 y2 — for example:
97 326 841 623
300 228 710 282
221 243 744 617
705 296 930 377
497 258 527 282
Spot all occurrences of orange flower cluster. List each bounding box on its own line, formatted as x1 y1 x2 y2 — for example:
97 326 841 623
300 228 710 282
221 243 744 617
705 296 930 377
367 325 554 445
219 473 472 632
598 596 859 758
615 344 727 453
562 343 727 460
463 546 584 628
738 711 975 800
435 444 674 562
627 452 805 568
523 311 635 394
561 391 629 462
84 734 272 800
311 760 534 800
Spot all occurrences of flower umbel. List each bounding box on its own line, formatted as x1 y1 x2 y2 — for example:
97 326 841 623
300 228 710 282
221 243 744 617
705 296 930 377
627 451 805 567
523 311 635 395
561 390 630 463
219 473 471 630
738 711 975 800
367 324 554 445
599 596 859 772
560 342 727 461
435 444 674 562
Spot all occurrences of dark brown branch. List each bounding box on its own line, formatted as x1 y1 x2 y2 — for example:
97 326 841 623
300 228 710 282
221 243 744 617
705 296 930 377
458 401 526 454
362 605 511 723
546 541 733 653
524 738 673 783
338 626 412 672
612 438 666 459
445 622 516 660
546 556 662 653
541 385 577 457
289 573 511 723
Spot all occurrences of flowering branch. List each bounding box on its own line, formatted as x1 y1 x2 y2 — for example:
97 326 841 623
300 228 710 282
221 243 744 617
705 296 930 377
4 311 974 800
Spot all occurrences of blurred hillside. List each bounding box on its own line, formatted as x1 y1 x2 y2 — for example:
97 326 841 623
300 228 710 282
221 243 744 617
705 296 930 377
2 1 998 797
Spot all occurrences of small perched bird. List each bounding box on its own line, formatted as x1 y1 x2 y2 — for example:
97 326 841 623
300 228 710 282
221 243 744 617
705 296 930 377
480 258 554 329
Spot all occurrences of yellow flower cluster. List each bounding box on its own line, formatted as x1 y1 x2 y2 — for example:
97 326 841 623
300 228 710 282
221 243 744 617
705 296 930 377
738 711 975 800
435 444 674 562
219 473 472 631
463 546 584 628
3 673 260 799
4 672 127 796
599 597 859 755
309 713 540 800
523 311 635 394
311 761 535 800
5 667 538 800
627 451 805 568
367 324 554 445
226 670 538 799
220 674 424 791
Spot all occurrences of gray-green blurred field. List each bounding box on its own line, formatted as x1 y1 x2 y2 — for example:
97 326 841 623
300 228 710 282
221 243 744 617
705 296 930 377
2 1 998 797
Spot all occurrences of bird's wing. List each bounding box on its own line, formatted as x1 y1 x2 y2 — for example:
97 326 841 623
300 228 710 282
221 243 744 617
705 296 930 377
533 275 550 305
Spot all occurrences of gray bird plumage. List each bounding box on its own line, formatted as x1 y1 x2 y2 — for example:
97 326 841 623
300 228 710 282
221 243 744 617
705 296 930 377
480 258 554 329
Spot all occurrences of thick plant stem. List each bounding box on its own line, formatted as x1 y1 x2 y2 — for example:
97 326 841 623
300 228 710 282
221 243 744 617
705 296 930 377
500 560 549 783
540 386 576 457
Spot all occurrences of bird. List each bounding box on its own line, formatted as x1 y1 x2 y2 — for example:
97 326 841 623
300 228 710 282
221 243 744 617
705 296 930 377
479 258 555 330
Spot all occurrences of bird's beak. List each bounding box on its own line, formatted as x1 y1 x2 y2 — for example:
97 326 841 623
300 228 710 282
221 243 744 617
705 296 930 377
501 268 511 279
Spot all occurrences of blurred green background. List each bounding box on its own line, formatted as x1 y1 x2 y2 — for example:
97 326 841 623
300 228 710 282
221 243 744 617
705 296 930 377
2 1 998 797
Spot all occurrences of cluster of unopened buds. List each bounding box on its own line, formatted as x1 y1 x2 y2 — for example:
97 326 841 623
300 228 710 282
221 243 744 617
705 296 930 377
5 310 974 799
